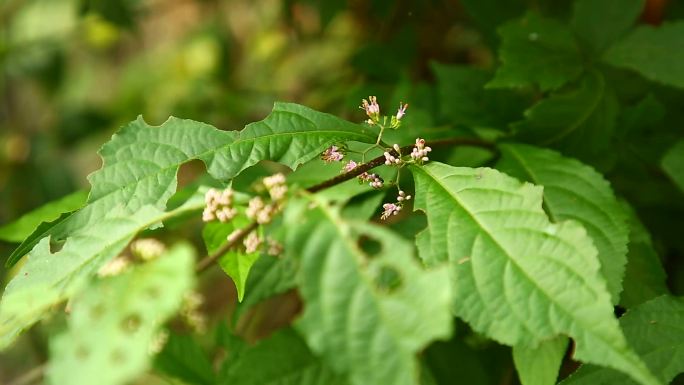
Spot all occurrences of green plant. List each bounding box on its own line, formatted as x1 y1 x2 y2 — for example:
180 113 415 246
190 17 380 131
2 1 684 385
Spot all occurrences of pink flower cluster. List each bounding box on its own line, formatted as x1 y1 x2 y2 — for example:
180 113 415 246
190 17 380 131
381 190 412 220
321 145 345 162
411 138 431 163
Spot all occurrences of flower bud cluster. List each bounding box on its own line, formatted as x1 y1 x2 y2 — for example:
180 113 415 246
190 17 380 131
267 238 283 256
410 138 432 163
243 231 262 253
384 144 402 166
360 96 381 123
321 145 345 162
246 196 279 224
381 190 412 220
180 291 206 333
203 188 238 222
342 160 358 173
263 172 288 201
359 172 384 189
130 238 166 261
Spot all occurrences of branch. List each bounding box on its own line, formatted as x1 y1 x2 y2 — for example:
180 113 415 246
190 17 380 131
194 137 494 272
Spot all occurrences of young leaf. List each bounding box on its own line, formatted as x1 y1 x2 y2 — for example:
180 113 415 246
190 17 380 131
284 197 452 385
661 140 684 193
47 243 195 385
487 12 584 91
619 205 668 309
203 219 260 302
511 70 619 167
154 332 216 385
570 0 644 55
604 22 684 89
7 102 375 267
233 254 298 322
410 162 659 385
513 336 568 385
496 144 629 303
0 190 204 349
560 295 684 385
0 190 87 243
219 328 348 385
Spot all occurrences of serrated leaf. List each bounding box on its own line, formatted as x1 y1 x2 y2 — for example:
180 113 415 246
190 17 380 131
219 328 348 385
496 144 629 303
0 191 203 349
512 70 619 167
155 332 215 385
410 162 659 385
662 140 684 193
570 0 644 55
620 205 668 309
604 22 684 89
47 243 195 385
488 12 584 91
0 190 87 243
560 295 684 385
284 197 452 385
203 219 260 302
7 102 375 267
432 63 528 129
513 336 568 385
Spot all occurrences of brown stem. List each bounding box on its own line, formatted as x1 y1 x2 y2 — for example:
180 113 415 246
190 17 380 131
194 137 494 272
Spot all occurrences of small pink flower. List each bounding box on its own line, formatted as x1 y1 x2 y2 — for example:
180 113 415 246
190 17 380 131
360 96 380 121
321 145 344 162
381 203 402 220
342 160 358 173
396 102 408 120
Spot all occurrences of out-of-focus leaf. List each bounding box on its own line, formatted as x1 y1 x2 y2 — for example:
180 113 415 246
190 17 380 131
219 328 348 385
432 63 528 130
284 196 452 385
0 190 87 244
571 0 644 54
604 22 684 89
411 162 658 385
561 296 684 385
488 12 584 91
497 144 629 303
512 70 618 167
619 205 669 309
154 332 215 385
662 140 684 192
47 243 195 385
513 336 568 385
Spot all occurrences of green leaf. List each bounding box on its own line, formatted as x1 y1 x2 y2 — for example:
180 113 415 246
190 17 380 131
410 162 659 385
0 191 204 349
47 243 195 385
604 22 684 89
233 254 298 321
560 295 684 385
219 328 348 385
571 0 644 55
512 70 619 167
513 336 568 385
7 102 375 267
0 190 87 243
488 12 584 91
662 140 684 192
619 205 668 309
496 144 629 303
458 0 526 41
432 63 529 129
284 197 452 385
203 218 260 302
154 332 215 385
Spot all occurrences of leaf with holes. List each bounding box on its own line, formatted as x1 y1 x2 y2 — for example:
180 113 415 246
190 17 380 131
284 197 452 385
47 243 195 385
496 144 629 303
7 102 374 268
410 162 659 385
